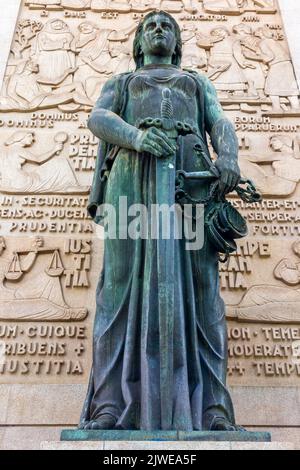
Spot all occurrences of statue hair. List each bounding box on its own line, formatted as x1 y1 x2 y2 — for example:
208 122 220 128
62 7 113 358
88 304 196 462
133 11 182 69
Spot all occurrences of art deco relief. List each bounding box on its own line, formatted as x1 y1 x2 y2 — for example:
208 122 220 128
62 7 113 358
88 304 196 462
1 7 299 117
0 236 88 321
239 134 300 197
0 0 300 387
0 131 88 193
227 241 300 324
0 235 90 320
202 0 277 15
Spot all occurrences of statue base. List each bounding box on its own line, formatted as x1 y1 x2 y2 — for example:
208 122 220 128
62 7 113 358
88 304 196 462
60 429 271 442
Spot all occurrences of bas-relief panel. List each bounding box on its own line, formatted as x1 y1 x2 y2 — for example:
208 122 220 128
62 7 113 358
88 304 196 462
0 0 300 390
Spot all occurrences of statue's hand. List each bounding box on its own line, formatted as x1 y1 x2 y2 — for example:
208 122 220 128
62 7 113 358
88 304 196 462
135 127 176 158
215 158 241 198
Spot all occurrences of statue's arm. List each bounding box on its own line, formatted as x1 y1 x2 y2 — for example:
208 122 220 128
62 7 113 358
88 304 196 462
203 76 241 195
88 77 140 150
88 77 176 158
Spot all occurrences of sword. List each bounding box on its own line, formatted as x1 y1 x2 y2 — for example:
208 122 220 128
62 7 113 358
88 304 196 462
156 88 178 430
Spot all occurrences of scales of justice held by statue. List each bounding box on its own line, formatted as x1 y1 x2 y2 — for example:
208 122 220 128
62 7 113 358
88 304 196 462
78 10 261 432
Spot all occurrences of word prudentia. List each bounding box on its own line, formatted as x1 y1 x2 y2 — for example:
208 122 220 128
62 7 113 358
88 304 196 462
9 222 94 233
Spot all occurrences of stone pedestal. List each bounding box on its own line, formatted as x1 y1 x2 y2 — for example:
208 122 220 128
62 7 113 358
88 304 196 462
39 429 294 450
41 441 295 451
61 429 272 442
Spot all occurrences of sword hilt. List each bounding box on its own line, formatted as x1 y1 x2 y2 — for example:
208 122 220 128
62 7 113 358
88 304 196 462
161 88 173 120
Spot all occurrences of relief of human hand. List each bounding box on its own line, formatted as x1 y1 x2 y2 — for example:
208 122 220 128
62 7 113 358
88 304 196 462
135 127 176 158
54 143 64 154
215 158 241 198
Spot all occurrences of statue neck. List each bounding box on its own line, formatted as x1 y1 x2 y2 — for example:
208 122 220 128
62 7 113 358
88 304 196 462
143 55 173 66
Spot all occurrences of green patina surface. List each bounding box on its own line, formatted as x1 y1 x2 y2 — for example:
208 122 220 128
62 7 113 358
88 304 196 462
61 429 271 442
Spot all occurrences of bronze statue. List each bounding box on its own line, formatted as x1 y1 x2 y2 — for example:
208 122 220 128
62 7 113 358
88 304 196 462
80 11 248 432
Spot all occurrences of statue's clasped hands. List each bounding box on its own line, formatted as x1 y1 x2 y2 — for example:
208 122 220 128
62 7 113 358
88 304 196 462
135 127 177 158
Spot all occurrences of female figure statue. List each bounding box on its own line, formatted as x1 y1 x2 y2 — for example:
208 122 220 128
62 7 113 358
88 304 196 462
80 11 241 432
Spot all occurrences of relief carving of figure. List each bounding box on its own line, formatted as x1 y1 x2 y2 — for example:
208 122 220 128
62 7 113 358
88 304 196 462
25 0 61 7
253 26 300 112
61 0 91 8
31 19 76 86
91 0 131 12
74 21 136 101
203 0 276 14
239 135 300 197
0 59 93 111
181 24 211 71
159 0 198 13
0 131 88 194
227 242 300 323
129 0 154 12
26 0 92 8
207 27 248 96
0 237 87 321
232 24 266 99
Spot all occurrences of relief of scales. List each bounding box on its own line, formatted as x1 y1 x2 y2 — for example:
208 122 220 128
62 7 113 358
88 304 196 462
0 237 87 321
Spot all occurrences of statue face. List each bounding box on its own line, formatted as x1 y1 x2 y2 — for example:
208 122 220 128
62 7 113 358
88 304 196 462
140 14 177 59
52 20 64 31
234 24 251 36
27 61 39 74
211 28 228 40
33 236 44 248
79 23 96 34
270 137 283 151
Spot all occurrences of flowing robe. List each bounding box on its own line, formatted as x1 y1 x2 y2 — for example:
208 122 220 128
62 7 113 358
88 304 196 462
80 66 235 430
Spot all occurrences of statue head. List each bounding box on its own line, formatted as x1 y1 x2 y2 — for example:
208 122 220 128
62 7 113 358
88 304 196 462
133 11 182 69
232 24 253 37
78 21 99 35
255 26 273 39
270 135 294 153
210 27 230 41
44 19 70 33
32 236 44 248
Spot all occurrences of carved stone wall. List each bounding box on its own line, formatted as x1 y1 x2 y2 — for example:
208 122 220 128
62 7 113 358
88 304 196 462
1 0 300 447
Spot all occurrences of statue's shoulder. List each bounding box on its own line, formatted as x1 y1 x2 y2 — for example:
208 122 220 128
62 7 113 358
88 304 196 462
182 69 212 87
112 71 135 85
101 72 135 92
182 69 218 100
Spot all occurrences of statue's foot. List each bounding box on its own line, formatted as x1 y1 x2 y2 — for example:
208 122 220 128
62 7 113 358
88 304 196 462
82 414 117 430
210 416 246 432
